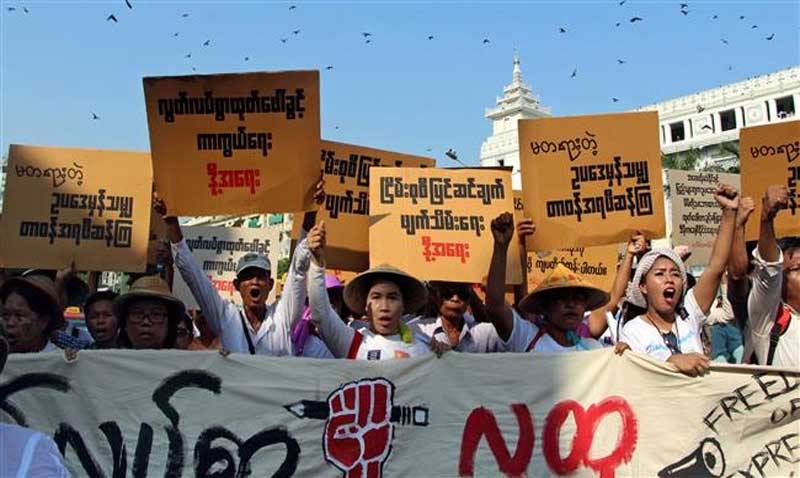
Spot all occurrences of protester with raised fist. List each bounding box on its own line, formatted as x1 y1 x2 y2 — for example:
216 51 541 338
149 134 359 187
154 178 332 358
618 184 739 376
307 221 431 360
745 185 799 368
486 212 607 352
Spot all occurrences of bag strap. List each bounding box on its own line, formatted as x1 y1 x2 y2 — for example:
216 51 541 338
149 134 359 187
347 331 364 359
767 304 792 366
526 327 547 352
239 312 257 355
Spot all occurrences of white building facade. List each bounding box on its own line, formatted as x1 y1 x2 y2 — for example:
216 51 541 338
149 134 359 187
479 54 551 188
637 66 800 170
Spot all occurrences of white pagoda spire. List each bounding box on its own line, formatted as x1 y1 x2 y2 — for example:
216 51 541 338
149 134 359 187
479 53 552 188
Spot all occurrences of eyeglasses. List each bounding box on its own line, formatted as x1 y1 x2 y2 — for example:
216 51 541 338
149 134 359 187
661 331 681 355
128 310 167 325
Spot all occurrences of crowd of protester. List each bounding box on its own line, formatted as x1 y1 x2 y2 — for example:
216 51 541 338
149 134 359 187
0 182 797 375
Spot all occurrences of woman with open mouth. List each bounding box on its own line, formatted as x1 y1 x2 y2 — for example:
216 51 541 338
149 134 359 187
618 184 740 376
306 222 431 360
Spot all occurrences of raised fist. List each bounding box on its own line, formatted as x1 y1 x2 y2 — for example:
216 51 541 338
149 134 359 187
491 212 515 248
713 183 739 210
324 378 395 478
763 185 789 220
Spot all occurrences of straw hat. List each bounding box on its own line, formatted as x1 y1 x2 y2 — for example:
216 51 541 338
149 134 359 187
113 276 185 323
343 264 428 315
518 264 609 314
0 275 65 334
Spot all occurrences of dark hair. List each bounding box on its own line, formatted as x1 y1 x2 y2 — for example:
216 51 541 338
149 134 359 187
117 298 178 349
0 282 57 333
84 291 118 315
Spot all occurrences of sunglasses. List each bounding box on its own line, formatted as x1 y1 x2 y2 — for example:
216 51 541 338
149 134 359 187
662 331 681 355
439 286 471 301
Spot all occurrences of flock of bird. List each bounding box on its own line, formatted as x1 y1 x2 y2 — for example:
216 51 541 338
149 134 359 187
4 0 785 158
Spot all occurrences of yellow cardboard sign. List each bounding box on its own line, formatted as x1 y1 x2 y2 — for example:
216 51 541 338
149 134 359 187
740 120 800 241
512 191 617 293
291 140 434 271
143 71 320 216
0 145 152 272
518 112 666 251
369 167 522 284
666 170 741 266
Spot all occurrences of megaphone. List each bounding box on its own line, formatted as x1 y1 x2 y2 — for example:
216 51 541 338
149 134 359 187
658 438 726 478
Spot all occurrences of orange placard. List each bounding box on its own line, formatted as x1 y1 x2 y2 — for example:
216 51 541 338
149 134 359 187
513 191 617 293
740 120 800 241
291 140 434 271
369 167 521 284
0 145 152 272
143 70 320 216
518 112 666 251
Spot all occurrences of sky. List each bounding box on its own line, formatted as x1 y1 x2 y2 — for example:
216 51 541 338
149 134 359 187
1 0 798 167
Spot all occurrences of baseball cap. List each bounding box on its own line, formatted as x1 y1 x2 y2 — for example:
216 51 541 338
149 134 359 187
236 253 271 277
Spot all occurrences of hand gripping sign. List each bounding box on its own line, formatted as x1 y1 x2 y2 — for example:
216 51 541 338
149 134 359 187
284 378 429 478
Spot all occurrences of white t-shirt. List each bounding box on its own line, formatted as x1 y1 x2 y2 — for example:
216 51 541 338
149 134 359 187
502 310 603 353
597 310 621 347
620 288 706 362
747 247 799 368
348 327 431 360
307 261 432 360
409 316 502 353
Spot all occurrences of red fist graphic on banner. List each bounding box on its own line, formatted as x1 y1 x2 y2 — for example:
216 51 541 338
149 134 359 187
324 378 396 478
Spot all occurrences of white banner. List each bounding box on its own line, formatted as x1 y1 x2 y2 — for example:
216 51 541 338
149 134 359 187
173 226 282 309
2 350 798 477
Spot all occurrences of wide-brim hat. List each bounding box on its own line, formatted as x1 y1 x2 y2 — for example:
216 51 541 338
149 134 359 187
343 264 428 315
0 275 65 334
518 264 610 314
113 275 185 323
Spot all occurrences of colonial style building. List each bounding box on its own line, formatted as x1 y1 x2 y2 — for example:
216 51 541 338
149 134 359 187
479 54 552 188
637 65 800 170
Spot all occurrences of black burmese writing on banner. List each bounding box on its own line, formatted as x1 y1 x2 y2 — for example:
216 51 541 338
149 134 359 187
143 71 321 216
290 140 434 272
518 112 666 251
667 170 740 267
3 350 799 477
369 167 522 284
0 145 151 272
740 120 800 241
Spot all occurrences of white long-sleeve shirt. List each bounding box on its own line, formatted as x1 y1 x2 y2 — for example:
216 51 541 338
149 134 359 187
172 235 331 358
747 247 798 368
0 424 70 477
307 260 430 359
